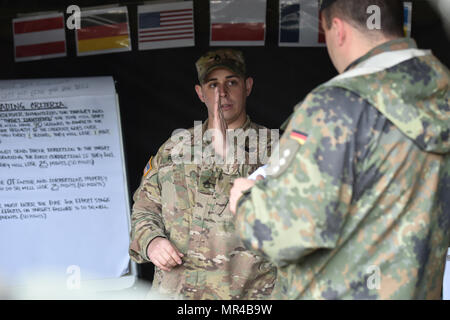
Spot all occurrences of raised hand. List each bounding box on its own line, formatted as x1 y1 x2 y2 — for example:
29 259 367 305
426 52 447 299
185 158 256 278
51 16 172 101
211 87 228 159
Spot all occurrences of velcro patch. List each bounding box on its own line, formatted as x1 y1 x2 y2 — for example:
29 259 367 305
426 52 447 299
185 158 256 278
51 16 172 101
290 130 308 145
143 156 153 177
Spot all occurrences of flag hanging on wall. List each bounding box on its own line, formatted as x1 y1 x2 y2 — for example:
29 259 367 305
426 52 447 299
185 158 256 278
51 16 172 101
76 6 131 56
13 13 66 62
279 0 325 47
210 0 267 46
138 1 195 50
403 2 413 38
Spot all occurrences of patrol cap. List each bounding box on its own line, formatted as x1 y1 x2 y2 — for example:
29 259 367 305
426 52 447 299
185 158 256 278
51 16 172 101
320 0 338 11
195 49 246 84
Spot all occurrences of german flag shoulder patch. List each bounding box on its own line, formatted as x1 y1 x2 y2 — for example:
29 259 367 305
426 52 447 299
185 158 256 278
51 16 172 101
290 129 308 145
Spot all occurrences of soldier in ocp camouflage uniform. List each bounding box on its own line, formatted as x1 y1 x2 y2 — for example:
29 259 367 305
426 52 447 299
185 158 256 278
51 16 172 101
129 49 277 299
230 0 450 299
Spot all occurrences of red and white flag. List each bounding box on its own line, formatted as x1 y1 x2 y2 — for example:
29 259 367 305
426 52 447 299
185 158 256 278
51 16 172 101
13 13 66 62
210 0 266 46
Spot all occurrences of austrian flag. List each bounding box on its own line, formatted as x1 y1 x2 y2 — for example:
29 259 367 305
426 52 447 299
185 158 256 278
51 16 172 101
13 13 66 62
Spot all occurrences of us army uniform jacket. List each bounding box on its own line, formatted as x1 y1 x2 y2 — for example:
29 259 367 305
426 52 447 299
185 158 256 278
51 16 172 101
235 38 450 299
130 116 277 299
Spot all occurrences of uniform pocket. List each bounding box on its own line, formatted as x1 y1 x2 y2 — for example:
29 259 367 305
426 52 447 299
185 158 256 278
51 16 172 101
207 171 236 223
209 192 230 218
159 163 191 211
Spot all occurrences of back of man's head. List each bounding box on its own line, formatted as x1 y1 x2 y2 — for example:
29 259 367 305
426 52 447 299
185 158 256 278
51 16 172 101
321 0 404 39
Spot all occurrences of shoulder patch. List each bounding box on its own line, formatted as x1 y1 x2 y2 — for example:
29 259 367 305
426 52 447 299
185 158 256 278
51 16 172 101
143 156 153 177
266 138 300 178
290 129 309 145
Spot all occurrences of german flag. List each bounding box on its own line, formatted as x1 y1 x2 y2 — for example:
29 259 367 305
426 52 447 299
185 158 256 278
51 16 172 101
76 7 131 56
290 129 308 145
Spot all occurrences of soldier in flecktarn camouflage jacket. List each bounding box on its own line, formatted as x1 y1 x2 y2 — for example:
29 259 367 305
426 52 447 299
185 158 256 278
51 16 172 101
231 0 450 300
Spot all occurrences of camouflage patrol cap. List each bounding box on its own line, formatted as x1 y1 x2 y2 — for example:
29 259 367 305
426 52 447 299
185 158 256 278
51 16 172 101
195 49 246 84
320 0 338 11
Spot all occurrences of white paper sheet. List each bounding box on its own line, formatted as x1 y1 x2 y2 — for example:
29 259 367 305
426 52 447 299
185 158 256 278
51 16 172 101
0 77 131 286
444 248 450 300
248 164 268 180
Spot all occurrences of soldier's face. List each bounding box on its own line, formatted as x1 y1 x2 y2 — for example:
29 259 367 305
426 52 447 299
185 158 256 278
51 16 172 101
195 68 253 128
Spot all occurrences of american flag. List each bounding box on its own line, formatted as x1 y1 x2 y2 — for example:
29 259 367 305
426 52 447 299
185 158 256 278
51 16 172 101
138 1 194 50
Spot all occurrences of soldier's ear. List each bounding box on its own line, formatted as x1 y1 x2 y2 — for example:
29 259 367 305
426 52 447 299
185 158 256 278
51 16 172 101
195 84 205 103
245 77 254 97
332 17 346 47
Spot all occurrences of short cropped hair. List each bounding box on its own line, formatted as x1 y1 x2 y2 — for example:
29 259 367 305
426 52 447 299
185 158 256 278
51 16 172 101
322 0 404 38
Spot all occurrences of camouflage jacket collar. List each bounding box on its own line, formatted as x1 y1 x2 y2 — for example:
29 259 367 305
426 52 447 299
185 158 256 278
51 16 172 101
323 39 450 154
344 38 418 72
280 39 419 132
